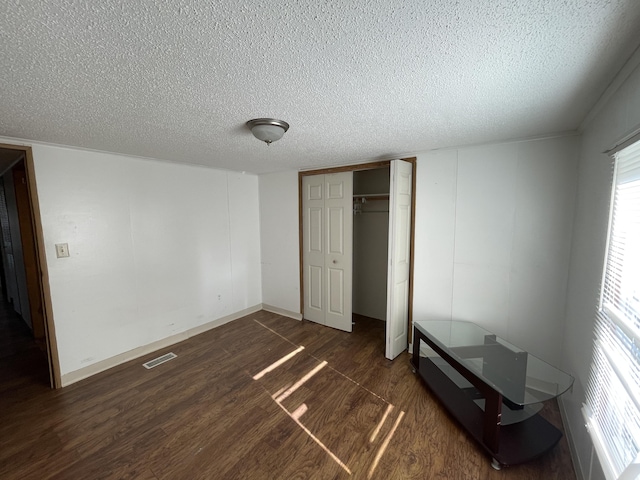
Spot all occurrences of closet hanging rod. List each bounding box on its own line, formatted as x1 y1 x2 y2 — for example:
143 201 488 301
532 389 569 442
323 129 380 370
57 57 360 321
353 194 389 200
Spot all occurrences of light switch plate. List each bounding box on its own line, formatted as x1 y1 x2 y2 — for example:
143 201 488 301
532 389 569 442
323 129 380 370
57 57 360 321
55 243 69 258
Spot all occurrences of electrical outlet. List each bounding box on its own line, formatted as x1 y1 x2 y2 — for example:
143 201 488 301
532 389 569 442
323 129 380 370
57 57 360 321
55 243 70 258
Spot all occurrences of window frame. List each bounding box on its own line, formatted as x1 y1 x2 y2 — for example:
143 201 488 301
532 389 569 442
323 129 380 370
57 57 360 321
584 136 640 480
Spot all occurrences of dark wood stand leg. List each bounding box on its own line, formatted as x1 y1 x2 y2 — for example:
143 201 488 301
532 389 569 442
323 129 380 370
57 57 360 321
483 388 502 453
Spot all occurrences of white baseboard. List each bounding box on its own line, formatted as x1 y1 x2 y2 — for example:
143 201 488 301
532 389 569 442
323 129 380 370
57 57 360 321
558 397 587 480
61 304 262 387
261 303 303 320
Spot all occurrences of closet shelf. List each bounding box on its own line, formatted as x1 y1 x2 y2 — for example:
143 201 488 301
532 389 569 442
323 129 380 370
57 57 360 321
353 193 389 201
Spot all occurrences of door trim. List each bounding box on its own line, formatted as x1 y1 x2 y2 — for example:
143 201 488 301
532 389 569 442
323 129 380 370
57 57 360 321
0 142 61 388
298 158 417 341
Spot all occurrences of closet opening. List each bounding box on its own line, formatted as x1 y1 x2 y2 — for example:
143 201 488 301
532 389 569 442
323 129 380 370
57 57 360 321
298 158 416 359
352 167 390 336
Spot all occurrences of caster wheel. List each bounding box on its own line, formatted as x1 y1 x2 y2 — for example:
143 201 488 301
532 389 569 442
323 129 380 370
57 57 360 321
491 458 502 470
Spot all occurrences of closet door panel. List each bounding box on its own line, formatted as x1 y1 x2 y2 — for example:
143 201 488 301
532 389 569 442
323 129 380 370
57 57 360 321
324 172 352 332
303 175 326 325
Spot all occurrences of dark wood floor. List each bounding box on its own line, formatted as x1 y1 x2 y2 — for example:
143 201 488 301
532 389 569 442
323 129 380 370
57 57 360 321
0 308 576 479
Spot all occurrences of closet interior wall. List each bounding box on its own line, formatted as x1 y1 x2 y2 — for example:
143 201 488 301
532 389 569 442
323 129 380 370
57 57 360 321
352 167 390 322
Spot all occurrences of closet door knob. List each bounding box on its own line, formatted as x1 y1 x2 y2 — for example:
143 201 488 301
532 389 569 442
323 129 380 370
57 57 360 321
332 260 337 264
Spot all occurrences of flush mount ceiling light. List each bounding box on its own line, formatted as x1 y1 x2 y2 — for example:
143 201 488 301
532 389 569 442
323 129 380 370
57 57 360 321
246 118 289 145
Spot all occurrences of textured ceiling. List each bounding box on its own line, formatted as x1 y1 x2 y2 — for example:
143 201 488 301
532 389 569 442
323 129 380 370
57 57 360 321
2 1 640 174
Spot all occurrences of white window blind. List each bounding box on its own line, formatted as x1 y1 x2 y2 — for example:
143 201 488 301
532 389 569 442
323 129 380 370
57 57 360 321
584 139 640 480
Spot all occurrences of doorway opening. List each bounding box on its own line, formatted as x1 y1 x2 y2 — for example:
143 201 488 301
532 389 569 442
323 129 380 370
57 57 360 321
0 144 60 388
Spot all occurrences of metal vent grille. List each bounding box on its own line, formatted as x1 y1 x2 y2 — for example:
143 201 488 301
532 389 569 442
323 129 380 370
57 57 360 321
143 352 177 369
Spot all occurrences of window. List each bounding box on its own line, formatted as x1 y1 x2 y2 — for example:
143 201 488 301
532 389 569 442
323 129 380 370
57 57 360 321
584 139 640 480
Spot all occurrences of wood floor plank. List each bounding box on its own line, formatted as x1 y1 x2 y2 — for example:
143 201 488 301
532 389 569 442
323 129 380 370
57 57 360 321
48 425 167 480
1 308 577 479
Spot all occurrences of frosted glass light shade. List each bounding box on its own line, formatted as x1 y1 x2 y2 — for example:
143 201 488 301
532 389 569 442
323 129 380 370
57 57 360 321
247 118 289 145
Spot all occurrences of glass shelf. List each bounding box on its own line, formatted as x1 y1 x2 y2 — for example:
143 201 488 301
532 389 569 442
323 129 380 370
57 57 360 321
414 320 574 406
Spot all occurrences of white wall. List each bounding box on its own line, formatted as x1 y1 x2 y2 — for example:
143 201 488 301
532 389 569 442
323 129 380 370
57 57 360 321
27 143 261 378
258 170 301 316
413 136 579 366
561 58 640 480
257 137 579 368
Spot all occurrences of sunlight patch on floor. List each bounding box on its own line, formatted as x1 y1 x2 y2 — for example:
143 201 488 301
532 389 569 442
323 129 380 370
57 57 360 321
370 404 394 443
252 318 406 477
252 346 305 380
291 403 308 421
272 397 353 475
275 361 327 403
367 410 405 479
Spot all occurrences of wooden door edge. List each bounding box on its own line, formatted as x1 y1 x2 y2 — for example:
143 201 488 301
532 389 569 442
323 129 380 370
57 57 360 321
24 148 62 388
407 158 417 345
298 173 304 317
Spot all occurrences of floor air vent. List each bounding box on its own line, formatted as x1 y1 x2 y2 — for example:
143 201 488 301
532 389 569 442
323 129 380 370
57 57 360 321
143 352 177 369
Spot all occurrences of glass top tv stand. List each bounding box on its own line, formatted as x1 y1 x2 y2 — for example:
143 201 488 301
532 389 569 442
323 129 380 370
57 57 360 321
411 320 574 469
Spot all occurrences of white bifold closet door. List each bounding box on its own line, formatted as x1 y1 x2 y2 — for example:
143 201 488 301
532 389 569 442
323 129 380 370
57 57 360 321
385 159 413 360
302 172 353 332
